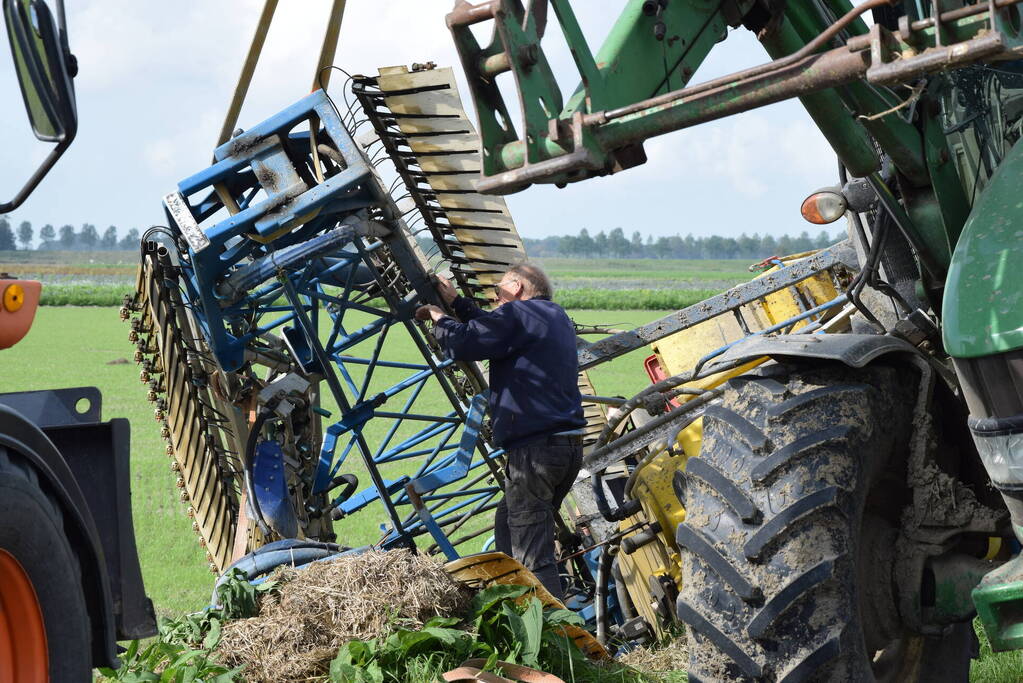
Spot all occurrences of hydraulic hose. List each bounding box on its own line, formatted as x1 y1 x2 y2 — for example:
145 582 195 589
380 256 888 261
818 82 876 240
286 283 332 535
211 538 347 605
585 388 723 472
612 558 638 622
595 545 618 646
591 473 642 523
598 380 707 447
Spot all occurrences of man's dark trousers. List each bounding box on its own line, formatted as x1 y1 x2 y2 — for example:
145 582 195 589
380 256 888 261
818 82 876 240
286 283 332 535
494 434 583 601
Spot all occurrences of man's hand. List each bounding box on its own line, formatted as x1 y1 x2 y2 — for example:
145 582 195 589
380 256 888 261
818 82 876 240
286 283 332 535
415 304 447 323
432 274 458 305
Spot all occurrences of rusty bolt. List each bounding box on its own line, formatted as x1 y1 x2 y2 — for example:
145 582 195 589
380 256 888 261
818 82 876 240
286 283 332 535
175 476 186 488
154 409 165 421
192 521 200 533
140 370 150 383
134 350 145 363
198 538 206 548
119 306 131 321
208 564 218 574
128 330 139 343
179 490 189 502
170 461 180 472
518 44 539 68
147 390 157 402
187 506 195 518
161 426 171 440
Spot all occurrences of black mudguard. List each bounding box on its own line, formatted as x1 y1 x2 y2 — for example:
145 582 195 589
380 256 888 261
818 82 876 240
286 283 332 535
0 387 155 668
716 333 919 368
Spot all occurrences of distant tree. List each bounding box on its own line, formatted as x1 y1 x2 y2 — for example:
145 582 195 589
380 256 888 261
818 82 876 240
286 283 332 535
59 224 75 247
39 224 55 243
17 221 32 249
0 219 15 251
119 227 140 250
593 230 608 257
101 225 118 249
576 228 595 257
607 227 630 258
631 230 644 257
79 223 99 249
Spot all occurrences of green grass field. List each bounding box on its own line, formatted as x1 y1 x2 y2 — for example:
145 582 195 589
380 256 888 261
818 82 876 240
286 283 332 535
3 305 1021 681
0 306 656 618
1 252 753 310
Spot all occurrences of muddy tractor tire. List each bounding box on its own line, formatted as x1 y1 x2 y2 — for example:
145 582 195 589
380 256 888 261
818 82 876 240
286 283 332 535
0 446 91 680
675 363 973 682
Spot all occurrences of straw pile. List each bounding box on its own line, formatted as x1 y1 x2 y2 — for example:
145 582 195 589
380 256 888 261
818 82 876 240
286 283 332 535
618 637 689 681
216 549 471 682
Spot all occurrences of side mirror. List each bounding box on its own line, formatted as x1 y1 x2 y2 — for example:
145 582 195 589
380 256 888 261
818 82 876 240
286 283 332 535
1 0 77 213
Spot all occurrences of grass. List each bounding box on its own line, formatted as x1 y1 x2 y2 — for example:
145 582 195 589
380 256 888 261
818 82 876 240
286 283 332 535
39 283 132 306
0 249 139 265
1 254 752 310
0 307 657 618
4 306 1020 682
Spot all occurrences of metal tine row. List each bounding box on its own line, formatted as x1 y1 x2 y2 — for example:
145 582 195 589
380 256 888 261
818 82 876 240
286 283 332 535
351 65 527 307
350 65 612 461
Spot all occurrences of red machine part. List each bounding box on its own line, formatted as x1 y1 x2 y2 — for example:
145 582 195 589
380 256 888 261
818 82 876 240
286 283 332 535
0 549 48 682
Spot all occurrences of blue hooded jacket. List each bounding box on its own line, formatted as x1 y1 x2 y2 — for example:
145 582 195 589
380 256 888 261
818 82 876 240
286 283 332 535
433 296 586 449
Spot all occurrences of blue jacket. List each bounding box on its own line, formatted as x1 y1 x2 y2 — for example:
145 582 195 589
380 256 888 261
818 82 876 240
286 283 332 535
434 296 585 449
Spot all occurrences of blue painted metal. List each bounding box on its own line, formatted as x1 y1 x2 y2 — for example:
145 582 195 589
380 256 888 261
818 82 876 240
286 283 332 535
163 88 503 557
167 90 379 373
412 393 489 494
252 440 299 539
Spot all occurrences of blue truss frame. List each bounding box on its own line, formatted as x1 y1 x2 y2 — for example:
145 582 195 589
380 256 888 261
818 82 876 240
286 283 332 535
162 88 504 555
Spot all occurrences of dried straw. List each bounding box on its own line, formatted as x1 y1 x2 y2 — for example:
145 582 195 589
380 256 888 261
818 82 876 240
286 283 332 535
617 637 689 681
216 549 471 682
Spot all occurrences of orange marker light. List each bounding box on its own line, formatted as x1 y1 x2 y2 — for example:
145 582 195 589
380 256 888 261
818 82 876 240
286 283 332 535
800 190 848 225
2 283 25 312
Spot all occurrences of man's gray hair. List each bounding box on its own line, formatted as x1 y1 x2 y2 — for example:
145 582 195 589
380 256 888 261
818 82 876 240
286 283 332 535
506 263 552 299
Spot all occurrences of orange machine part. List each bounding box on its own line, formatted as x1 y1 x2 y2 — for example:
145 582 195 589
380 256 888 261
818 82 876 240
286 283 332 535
0 280 41 349
0 549 48 682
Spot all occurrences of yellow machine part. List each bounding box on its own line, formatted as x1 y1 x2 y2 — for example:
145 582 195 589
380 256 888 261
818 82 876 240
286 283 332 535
614 251 846 637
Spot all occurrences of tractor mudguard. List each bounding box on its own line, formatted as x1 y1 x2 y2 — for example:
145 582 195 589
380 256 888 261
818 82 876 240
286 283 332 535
0 387 156 668
943 138 1023 359
714 333 919 369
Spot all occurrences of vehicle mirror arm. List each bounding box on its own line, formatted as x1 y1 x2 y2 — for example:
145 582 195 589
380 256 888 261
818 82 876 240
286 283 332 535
0 136 73 214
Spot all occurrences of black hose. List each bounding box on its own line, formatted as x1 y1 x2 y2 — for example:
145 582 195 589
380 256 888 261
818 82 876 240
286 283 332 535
597 382 706 447
595 545 618 645
328 473 359 504
585 388 722 471
612 557 638 621
591 473 642 523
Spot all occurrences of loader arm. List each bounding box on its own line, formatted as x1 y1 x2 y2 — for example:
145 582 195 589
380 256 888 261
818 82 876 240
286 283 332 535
448 0 1023 280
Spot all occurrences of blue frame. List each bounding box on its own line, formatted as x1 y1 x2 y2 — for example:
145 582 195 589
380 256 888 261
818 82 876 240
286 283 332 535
162 89 503 556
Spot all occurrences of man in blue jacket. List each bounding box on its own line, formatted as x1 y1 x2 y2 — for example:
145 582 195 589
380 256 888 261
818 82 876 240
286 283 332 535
416 264 585 600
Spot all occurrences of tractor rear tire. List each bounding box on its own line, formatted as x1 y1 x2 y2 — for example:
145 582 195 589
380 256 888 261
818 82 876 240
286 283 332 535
676 363 973 682
0 446 91 680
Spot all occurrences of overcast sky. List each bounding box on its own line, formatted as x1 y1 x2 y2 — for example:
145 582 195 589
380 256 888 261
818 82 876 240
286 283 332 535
0 1 840 242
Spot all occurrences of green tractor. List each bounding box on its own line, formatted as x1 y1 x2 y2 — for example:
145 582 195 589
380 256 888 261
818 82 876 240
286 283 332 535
447 0 1023 679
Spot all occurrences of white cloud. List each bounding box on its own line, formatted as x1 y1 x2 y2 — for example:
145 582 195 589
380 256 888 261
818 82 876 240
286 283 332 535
5 0 844 238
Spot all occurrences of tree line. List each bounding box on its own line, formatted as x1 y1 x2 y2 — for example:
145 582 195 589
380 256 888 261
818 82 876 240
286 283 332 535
0 218 140 251
0 219 844 260
523 227 843 260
